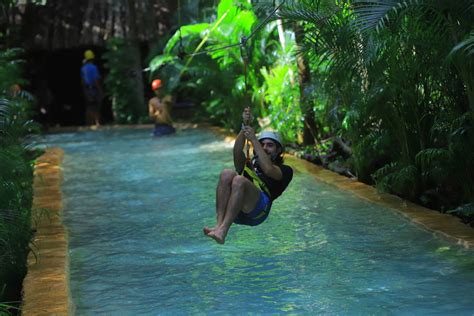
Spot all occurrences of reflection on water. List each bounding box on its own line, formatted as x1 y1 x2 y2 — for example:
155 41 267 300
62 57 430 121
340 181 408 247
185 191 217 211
38 127 474 315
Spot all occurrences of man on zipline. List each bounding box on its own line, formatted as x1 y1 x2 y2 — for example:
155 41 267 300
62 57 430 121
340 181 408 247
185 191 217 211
204 107 293 244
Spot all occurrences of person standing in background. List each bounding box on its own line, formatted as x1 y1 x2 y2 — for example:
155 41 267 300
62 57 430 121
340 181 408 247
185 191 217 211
148 79 175 136
80 50 103 126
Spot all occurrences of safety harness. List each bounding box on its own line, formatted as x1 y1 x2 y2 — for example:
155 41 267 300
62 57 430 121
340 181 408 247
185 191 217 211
243 163 272 199
243 164 272 219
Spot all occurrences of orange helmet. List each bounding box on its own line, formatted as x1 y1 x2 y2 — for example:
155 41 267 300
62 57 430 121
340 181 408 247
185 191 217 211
10 84 21 94
151 79 162 91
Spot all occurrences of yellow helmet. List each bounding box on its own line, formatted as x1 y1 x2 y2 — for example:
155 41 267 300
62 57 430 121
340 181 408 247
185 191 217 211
84 50 95 60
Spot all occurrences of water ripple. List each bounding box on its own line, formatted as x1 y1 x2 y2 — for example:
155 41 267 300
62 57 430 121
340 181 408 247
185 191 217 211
39 128 474 315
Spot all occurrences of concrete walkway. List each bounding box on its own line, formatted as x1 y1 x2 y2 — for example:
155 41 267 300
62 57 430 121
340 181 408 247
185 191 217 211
22 148 72 315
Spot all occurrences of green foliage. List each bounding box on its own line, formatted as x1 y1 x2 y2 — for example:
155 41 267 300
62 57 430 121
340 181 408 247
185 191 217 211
0 0 22 48
103 38 143 124
352 0 474 110
277 0 368 142
448 31 474 61
259 62 302 142
149 0 473 217
349 0 474 209
416 148 451 184
0 49 39 310
150 23 211 94
0 301 19 316
149 0 296 132
372 162 420 200
0 49 26 92
276 0 474 215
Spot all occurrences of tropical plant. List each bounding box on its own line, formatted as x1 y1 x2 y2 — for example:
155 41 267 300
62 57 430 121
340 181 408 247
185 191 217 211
273 0 368 155
259 60 302 142
275 0 474 218
350 0 474 209
0 49 40 312
103 37 146 124
0 0 22 48
150 0 256 129
150 0 298 134
353 0 474 111
0 301 19 316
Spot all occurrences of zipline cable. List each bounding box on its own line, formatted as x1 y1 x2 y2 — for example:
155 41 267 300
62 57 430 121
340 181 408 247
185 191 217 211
173 1 287 164
143 1 286 71
177 1 285 164
183 0 286 58
239 1 286 163
185 42 242 57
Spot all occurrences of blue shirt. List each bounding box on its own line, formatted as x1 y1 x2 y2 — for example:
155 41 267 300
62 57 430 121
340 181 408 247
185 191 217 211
81 62 100 86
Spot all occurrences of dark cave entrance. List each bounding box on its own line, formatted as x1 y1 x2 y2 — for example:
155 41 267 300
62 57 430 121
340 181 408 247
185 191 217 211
29 47 113 127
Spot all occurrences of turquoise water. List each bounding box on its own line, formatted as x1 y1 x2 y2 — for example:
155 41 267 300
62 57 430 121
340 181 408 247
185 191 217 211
39 127 474 315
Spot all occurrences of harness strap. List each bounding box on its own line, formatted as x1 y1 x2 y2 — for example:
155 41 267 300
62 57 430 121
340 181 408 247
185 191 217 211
243 165 272 198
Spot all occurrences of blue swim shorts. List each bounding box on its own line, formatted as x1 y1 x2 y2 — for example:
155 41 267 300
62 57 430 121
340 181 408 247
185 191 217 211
153 124 175 136
234 191 271 226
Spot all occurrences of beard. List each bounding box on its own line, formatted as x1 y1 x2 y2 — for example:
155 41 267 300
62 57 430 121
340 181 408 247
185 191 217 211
254 152 277 163
270 153 278 161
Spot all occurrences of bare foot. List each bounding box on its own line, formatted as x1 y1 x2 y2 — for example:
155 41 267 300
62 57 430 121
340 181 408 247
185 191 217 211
207 230 226 244
203 226 214 235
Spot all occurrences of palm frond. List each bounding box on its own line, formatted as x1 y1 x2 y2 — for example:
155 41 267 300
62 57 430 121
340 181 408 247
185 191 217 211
276 6 334 25
415 148 452 183
0 99 9 112
447 203 474 215
0 99 9 135
447 31 474 61
352 0 421 32
415 148 450 167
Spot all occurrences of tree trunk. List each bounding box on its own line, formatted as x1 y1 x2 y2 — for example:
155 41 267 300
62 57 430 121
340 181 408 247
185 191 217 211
126 0 145 118
294 21 318 145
